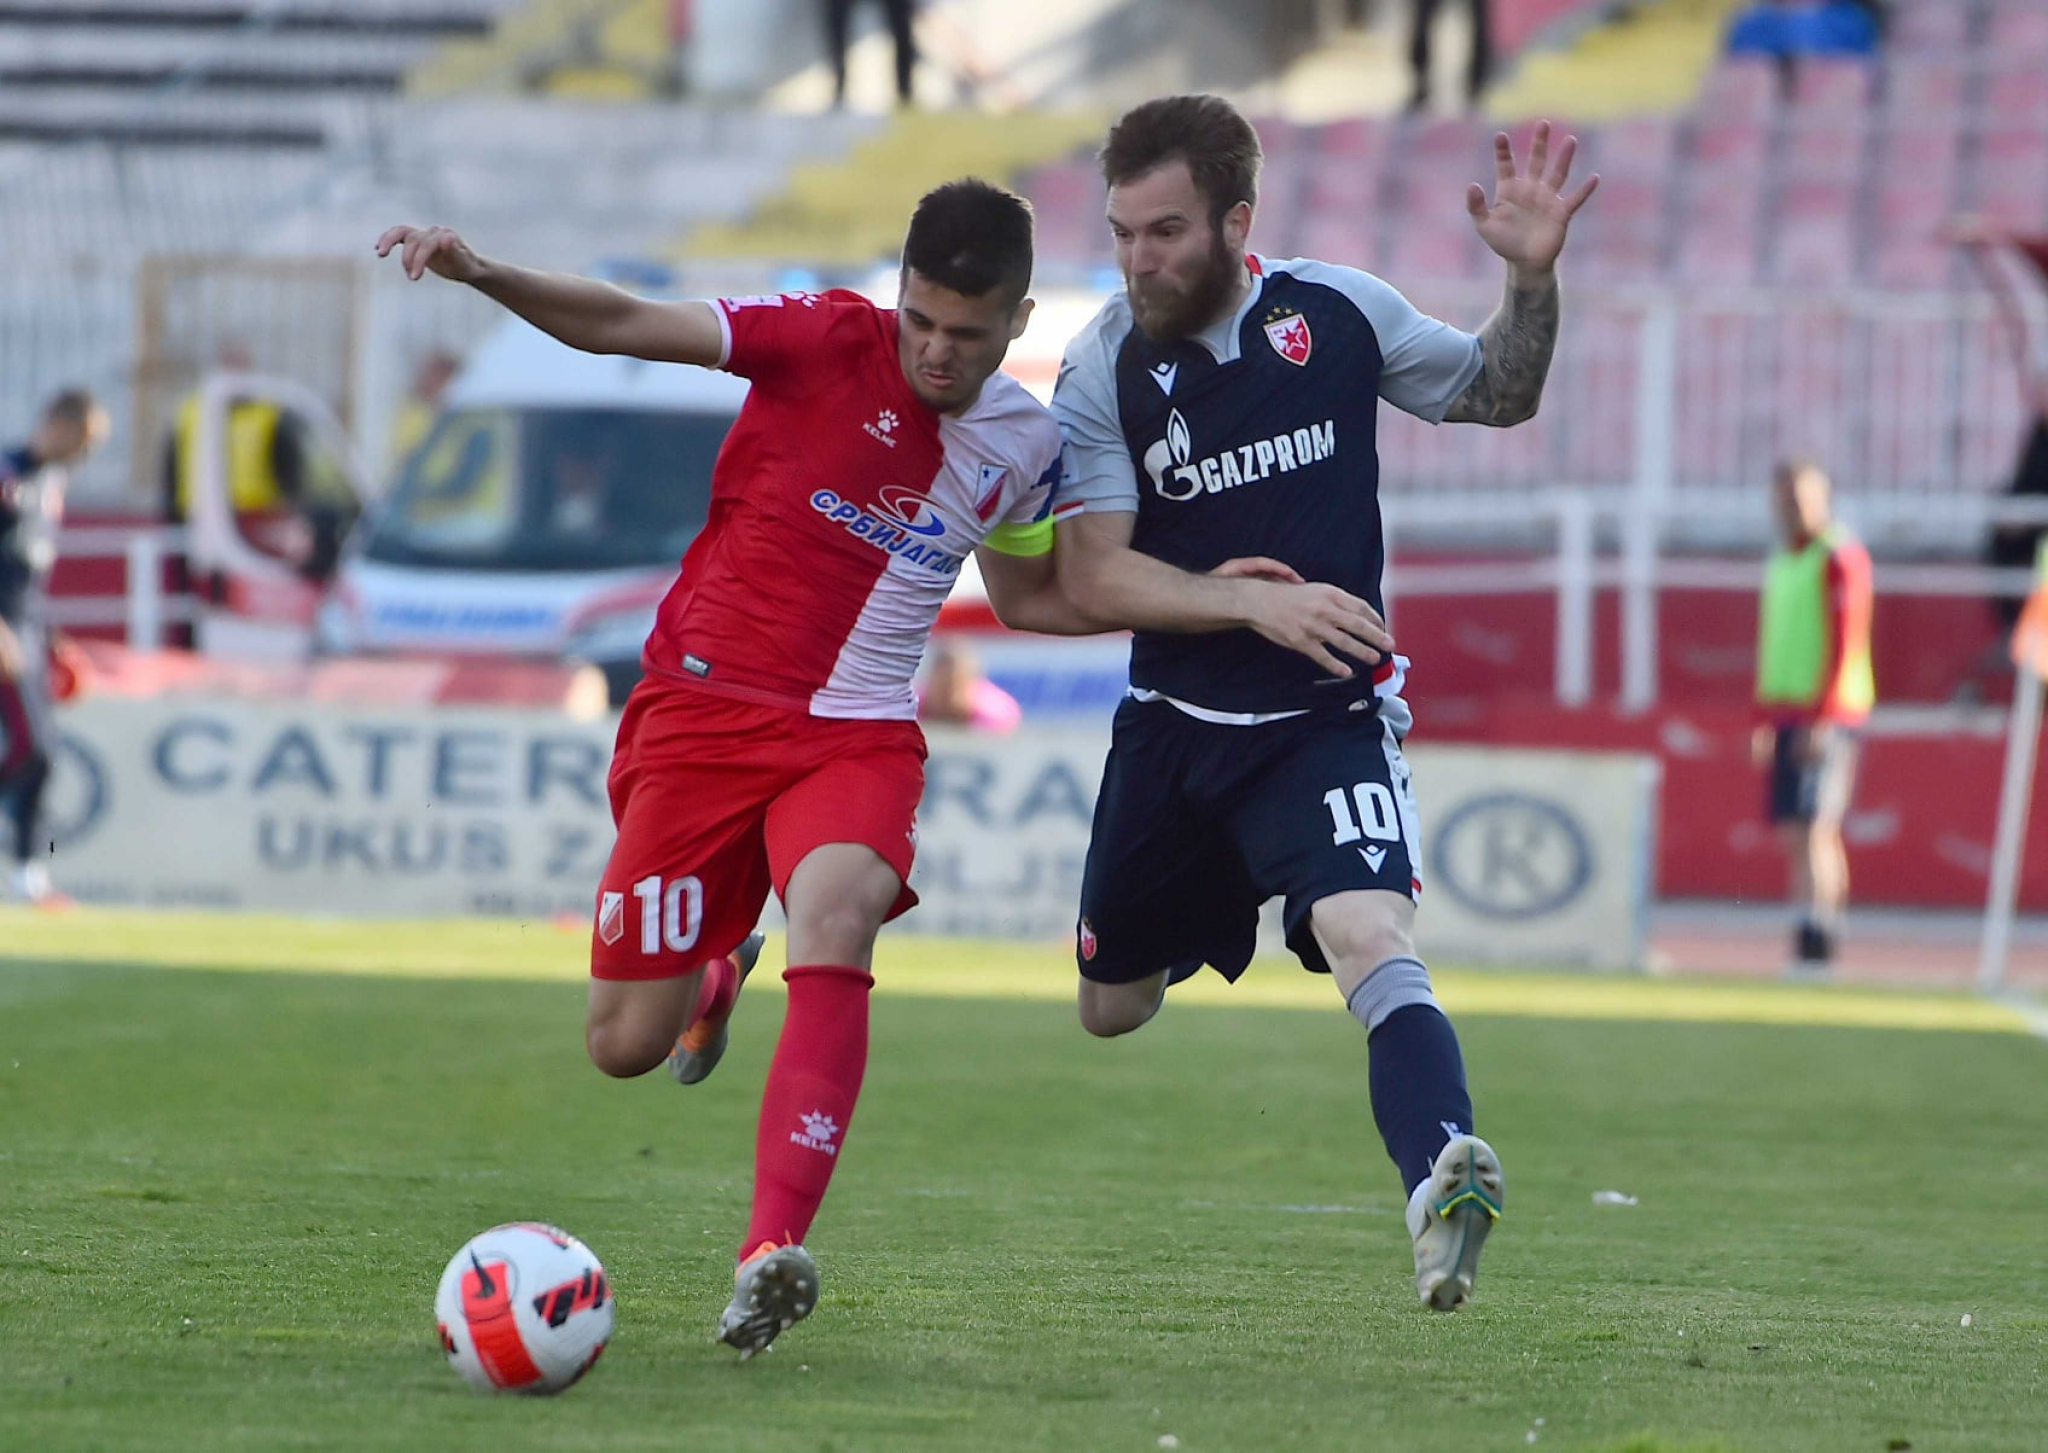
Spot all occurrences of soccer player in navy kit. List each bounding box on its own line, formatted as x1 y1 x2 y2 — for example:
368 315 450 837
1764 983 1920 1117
2 389 109 907
1050 96 1596 1310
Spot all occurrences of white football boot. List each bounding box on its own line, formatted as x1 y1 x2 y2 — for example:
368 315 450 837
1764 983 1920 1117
1406 1134 1504 1311
717 1241 820 1360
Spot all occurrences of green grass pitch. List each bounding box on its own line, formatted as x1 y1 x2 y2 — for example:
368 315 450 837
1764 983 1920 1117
1 912 2043 1452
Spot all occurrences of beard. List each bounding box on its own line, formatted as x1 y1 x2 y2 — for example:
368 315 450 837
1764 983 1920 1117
1128 226 1242 342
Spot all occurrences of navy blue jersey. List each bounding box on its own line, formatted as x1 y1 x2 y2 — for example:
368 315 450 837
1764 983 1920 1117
0 445 64 626
1052 256 1480 716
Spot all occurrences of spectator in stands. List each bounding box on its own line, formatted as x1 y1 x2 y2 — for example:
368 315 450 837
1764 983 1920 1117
1749 459 1874 978
823 0 916 110
386 347 461 473
1726 0 1880 61
2 388 110 907
1409 0 1491 113
917 642 1020 734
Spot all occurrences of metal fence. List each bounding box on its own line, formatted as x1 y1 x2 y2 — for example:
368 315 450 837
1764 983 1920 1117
1382 284 2035 551
4 266 2038 547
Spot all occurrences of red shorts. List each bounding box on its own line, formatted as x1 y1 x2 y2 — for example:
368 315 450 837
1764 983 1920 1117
590 680 927 982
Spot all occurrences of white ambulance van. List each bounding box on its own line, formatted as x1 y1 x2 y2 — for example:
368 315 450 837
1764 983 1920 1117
180 318 745 702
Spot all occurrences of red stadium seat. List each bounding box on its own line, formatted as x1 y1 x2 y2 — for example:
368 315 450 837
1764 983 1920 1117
1305 165 1383 215
1983 63 2048 127
1892 0 1970 49
1868 238 1955 289
1596 116 1678 173
1698 57 1781 124
1405 116 1488 165
1385 223 1484 282
1774 217 1857 286
1690 120 1769 167
1985 1 2048 57
1296 213 1378 273
1783 122 1865 178
1314 117 1391 162
1882 55 1965 116
1788 57 1875 116
1677 223 1760 285
1966 127 2048 229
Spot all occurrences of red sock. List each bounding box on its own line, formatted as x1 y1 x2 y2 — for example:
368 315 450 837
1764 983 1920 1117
741 964 872 1258
686 952 738 1031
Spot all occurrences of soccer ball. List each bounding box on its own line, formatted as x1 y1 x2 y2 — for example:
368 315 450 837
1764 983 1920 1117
435 1222 613 1394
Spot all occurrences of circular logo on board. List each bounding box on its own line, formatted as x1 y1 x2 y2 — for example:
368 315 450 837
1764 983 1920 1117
1428 792 1593 922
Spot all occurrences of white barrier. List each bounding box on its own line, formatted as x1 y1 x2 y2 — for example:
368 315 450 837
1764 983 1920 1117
44 698 618 919
41 700 1657 970
1404 746 1659 972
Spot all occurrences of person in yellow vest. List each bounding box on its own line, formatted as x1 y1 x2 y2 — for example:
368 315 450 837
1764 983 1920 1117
385 348 460 474
160 340 303 529
162 390 305 525
1750 459 1875 976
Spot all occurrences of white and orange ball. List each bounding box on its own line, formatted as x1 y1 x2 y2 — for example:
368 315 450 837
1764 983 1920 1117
434 1222 613 1394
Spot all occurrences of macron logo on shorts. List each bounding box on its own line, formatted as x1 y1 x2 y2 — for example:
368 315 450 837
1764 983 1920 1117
597 891 625 946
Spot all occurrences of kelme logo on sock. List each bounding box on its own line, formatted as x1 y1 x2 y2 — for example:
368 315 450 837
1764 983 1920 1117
792 1110 841 1155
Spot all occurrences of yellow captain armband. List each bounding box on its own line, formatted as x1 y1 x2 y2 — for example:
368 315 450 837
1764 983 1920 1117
981 517 1055 558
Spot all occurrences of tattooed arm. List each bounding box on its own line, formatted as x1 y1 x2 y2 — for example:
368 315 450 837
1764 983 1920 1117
1442 267 1561 427
1439 120 1595 427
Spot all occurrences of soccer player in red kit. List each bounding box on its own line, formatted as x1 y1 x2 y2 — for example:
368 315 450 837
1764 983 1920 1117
377 183 1394 1358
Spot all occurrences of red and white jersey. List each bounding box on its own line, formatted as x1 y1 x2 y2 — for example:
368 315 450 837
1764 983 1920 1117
641 289 1062 719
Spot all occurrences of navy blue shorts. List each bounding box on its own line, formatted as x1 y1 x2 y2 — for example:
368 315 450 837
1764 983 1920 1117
1077 695 1421 985
1767 723 1859 825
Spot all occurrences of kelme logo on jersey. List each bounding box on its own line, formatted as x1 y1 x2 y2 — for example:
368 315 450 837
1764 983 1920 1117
874 485 948 538
809 489 962 575
1142 408 1339 502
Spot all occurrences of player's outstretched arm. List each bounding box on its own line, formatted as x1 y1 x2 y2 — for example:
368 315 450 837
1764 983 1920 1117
976 546 1104 636
1442 121 1597 428
1055 511 1392 679
373 225 726 367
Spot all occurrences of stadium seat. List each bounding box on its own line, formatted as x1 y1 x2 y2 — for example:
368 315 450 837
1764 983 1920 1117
1881 54 1965 116
1677 223 1761 285
1697 57 1781 125
1774 216 1858 286
1314 117 1391 162
1985 1 2048 58
1296 214 1379 274
1966 128 2048 229
1983 63 2048 128
1305 165 1383 215
1596 116 1678 174
1690 120 1769 168
1891 0 1971 49
1787 57 1875 116
1783 122 1865 179
1868 238 1955 289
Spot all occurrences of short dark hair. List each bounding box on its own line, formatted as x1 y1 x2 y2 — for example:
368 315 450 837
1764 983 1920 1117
902 178 1034 305
43 387 101 427
1100 94 1262 224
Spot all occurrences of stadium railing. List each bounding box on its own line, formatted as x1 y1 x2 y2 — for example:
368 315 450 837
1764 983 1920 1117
46 525 192 648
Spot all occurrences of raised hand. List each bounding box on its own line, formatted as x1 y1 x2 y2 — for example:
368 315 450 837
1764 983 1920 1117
374 224 486 284
1465 120 1599 275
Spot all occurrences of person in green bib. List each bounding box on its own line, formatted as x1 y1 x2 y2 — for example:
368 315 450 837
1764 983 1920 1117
1751 459 1874 976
